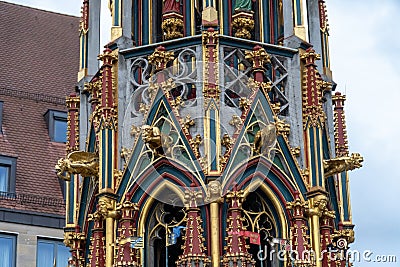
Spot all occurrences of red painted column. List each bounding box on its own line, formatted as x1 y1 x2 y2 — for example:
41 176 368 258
246 45 271 83
320 212 335 267
114 194 140 266
286 192 312 266
88 211 106 267
65 225 86 267
222 187 255 267
177 187 210 266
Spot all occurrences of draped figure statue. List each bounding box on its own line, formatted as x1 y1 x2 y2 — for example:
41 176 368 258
163 0 181 13
234 0 253 11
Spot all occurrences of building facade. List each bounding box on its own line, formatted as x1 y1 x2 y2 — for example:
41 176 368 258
0 2 79 266
61 0 363 266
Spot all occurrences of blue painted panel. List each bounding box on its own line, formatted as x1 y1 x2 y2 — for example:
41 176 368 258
185 0 191 36
295 0 302 25
80 36 85 68
341 172 349 221
114 0 120 26
107 129 113 187
78 177 90 226
88 125 96 152
210 109 217 171
277 136 307 195
309 127 317 186
223 0 229 35
142 0 149 45
133 0 139 44
263 0 270 43
326 175 340 225
101 130 106 189
67 175 75 224
316 127 323 187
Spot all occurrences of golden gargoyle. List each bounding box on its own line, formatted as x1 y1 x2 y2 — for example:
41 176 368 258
323 153 363 177
55 151 99 181
141 125 173 157
253 124 277 158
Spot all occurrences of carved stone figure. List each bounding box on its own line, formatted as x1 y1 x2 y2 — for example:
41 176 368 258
253 124 277 157
55 151 99 181
234 0 253 11
323 153 363 177
98 197 120 219
163 0 181 13
206 180 222 203
306 194 328 217
141 125 173 157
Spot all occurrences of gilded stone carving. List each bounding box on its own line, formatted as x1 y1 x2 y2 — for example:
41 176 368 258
130 125 141 137
232 12 255 39
291 146 301 157
323 153 363 177
332 228 355 245
139 103 149 114
161 16 184 40
245 46 271 68
221 133 234 151
274 116 290 136
306 194 331 217
239 97 251 111
205 180 223 203
171 96 185 110
98 196 120 219
148 46 174 71
180 115 195 131
253 124 277 157
141 125 173 157
229 115 242 130
55 151 99 181
189 134 202 158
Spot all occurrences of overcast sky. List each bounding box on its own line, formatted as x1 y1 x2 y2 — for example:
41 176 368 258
2 0 399 265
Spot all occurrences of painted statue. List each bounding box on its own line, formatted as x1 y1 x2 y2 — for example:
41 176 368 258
163 0 181 13
141 125 173 157
253 124 277 157
234 0 253 11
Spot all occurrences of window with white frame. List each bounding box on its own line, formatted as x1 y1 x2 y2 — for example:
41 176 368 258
0 233 16 267
36 238 70 267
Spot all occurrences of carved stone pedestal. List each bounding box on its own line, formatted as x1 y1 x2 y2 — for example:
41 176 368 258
232 11 254 39
162 12 184 40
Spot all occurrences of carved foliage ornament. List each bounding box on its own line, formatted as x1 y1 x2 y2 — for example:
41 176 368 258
148 46 174 71
161 17 184 41
232 12 255 39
